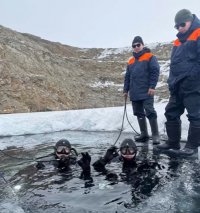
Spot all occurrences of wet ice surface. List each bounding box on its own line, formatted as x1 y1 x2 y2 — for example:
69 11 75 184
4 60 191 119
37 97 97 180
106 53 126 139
0 131 200 213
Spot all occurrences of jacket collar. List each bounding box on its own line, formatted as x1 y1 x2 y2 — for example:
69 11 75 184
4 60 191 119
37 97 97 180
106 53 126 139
133 47 151 59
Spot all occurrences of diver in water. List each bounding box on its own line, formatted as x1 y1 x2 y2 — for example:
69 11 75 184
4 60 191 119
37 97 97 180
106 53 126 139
91 138 162 203
52 139 78 169
92 138 160 171
36 139 91 180
8 139 92 195
93 138 138 172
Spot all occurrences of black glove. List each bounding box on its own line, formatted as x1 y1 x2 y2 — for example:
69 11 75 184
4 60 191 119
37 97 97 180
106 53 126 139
36 161 45 169
93 158 107 171
78 152 91 172
103 146 118 163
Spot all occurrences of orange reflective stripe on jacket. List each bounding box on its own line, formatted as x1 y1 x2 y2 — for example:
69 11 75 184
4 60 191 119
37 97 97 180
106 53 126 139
128 57 135 65
138 53 153 61
173 28 200 46
188 28 200 41
128 53 153 64
173 39 181 46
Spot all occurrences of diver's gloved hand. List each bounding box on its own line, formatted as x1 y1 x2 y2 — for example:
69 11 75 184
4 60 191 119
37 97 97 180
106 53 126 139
36 161 45 169
103 146 118 163
77 152 91 172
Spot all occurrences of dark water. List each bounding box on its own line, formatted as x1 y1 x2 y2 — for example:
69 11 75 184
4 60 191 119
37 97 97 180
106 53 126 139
0 131 200 213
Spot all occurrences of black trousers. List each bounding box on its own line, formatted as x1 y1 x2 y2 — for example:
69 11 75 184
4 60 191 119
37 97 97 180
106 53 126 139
132 98 157 119
165 77 200 126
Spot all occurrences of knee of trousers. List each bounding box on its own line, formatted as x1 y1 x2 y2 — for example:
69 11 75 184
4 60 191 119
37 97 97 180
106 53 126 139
164 111 181 121
144 105 157 119
134 112 146 118
146 112 157 120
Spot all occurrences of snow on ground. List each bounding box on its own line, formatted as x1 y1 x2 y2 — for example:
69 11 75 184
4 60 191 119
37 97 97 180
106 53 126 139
146 42 159 50
88 58 169 90
89 81 123 88
156 81 166 88
0 102 189 139
96 42 171 60
97 47 131 59
160 60 170 73
146 41 172 50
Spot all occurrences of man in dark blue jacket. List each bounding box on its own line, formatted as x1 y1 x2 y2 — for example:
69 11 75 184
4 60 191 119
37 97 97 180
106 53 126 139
157 9 200 156
123 36 160 144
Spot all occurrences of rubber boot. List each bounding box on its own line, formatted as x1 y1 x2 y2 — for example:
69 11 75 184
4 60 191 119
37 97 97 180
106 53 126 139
168 125 200 157
149 118 160 145
135 117 149 142
157 121 181 150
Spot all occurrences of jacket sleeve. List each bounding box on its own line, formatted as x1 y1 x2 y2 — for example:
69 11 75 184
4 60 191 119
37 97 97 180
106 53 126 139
187 37 200 79
149 56 160 89
123 65 130 93
196 37 200 71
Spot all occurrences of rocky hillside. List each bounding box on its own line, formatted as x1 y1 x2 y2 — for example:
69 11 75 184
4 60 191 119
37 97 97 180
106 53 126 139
0 25 172 113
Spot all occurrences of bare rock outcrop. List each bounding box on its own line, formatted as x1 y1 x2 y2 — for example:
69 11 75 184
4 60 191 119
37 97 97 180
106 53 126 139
0 25 172 113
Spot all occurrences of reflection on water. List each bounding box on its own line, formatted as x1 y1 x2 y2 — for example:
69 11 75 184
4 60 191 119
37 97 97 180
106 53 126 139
0 131 200 213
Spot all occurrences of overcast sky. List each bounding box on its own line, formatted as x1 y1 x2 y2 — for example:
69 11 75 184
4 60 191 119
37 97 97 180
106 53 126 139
0 0 200 48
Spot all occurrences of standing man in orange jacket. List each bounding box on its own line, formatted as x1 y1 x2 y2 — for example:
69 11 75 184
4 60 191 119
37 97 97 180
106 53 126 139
157 9 200 156
123 36 160 144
